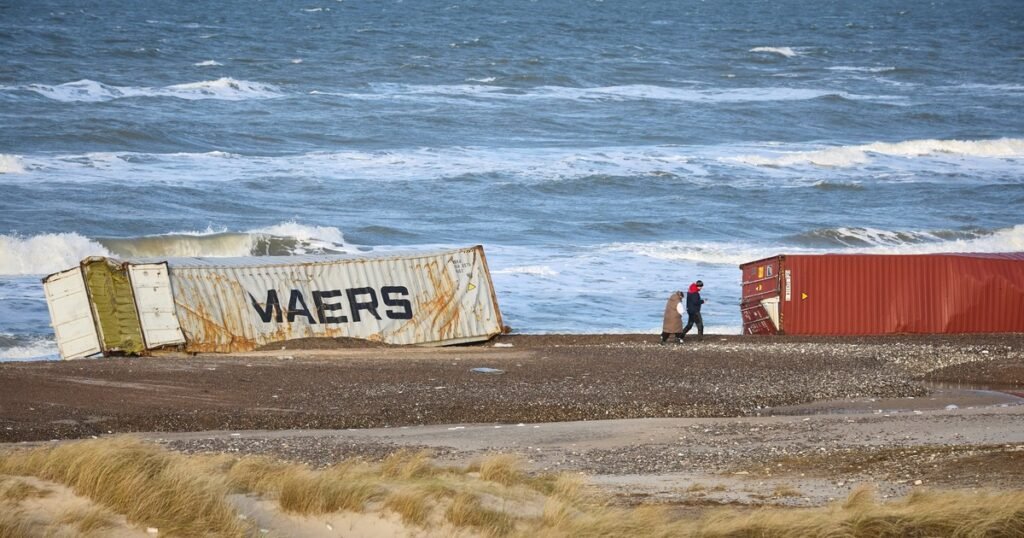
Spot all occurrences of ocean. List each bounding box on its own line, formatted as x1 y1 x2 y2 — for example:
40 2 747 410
2 0 1023 360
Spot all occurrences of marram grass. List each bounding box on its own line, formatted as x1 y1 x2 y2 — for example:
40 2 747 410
0 437 1021 537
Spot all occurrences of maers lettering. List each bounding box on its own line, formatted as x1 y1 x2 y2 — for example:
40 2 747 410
248 286 413 324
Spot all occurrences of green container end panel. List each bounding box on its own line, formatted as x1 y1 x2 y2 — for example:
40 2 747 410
82 258 145 354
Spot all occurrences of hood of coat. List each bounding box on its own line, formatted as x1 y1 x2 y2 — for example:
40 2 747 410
688 282 701 294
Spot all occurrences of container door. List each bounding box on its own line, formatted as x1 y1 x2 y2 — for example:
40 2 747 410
741 301 778 335
740 257 782 335
82 258 145 354
128 263 185 348
43 267 101 360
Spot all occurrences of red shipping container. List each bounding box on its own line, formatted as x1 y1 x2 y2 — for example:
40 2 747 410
739 253 1024 335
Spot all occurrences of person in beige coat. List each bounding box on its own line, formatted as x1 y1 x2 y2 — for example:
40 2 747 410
660 291 685 344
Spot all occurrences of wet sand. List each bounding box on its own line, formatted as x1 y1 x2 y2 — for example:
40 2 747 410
2 333 1022 506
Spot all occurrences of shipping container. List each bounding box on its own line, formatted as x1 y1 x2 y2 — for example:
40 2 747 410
739 253 1024 335
42 246 504 358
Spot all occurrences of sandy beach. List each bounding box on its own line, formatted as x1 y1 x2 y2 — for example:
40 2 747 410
2 333 1022 509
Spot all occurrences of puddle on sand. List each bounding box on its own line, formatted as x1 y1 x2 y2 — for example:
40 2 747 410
765 382 1024 416
923 381 1024 399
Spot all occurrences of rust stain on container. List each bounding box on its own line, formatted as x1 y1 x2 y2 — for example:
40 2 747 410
44 246 505 358
740 253 1024 335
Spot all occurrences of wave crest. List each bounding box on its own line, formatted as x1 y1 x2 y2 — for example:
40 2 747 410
0 222 352 275
21 78 283 102
733 138 1024 168
608 224 1024 266
0 154 26 174
0 232 111 275
749 46 798 57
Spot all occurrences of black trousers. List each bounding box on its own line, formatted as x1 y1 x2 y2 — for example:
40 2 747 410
682 312 703 338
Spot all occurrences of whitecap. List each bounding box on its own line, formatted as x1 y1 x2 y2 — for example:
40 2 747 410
492 265 560 277
828 66 897 72
750 46 798 57
194 60 223 67
0 233 111 275
606 224 1024 268
163 77 284 100
333 83 898 104
0 337 59 361
732 138 1024 168
0 154 26 174
22 77 283 102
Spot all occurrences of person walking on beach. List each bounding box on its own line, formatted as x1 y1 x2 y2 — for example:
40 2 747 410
681 280 705 342
660 290 685 344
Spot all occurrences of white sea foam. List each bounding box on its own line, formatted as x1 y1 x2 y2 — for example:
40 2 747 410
163 78 284 100
194 60 223 66
0 233 111 275
828 66 897 73
0 223 354 275
733 138 1024 168
324 83 897 104
0 337 59 361
252 222 351 254
605 240 789 267
5 137 1019 187
0 154 26 174
607 224 1024 268
492 265 560 277
23 78 283 102
750 46 798 57
862 224 1024 254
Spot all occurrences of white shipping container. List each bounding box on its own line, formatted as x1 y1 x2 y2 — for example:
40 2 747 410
162 245 504 352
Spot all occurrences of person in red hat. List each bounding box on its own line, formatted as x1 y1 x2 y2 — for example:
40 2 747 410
681 280 705 342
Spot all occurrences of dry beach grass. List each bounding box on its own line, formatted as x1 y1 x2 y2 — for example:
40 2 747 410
1 437 1023 537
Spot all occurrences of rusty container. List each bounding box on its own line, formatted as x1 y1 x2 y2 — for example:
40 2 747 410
164 245 503 352
43 245 504 358
740 253 1024 335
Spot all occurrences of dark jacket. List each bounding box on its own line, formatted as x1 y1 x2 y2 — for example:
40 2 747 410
686 282 704 314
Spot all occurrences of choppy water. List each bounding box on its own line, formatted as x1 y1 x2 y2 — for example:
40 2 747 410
2 0 1023 360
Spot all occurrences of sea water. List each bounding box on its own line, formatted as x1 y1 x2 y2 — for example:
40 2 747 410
1 0 1022 360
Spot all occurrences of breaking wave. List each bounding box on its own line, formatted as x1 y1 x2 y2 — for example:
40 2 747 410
492 265 560 277
828 66 898 73
733 138 1024 168
749 46 798 57
789 227 990 248
18 78 283 102
0 154 25 174
316 83 896 103
0 222 353 275
606 224 1024 267
0 232 112 276
0 335 58 362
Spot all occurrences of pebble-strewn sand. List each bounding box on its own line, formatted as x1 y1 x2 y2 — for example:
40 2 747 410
3 333 1022 506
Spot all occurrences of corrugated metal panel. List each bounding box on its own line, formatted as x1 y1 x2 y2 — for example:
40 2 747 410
42 267 102 360
740 253 1024 335
127 262 185 348
144 248 469 268
164 245 504 351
